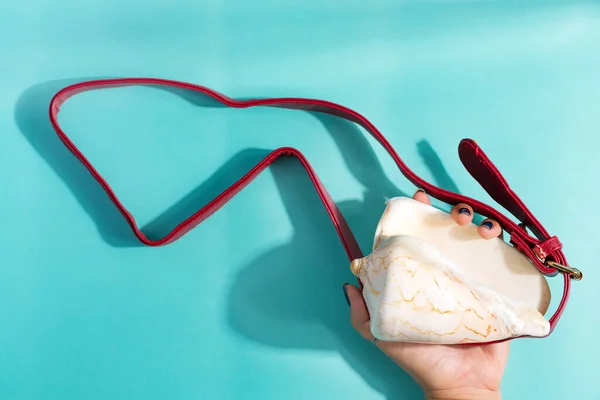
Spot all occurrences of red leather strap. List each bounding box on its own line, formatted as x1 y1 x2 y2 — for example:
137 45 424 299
48 77 573 343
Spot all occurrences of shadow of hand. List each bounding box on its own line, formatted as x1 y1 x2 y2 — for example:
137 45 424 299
227 158 422 400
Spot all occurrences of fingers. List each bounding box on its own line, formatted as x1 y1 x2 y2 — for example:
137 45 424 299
449 203 473 226
477 218 503 239
448 201 502 240
343 284 373 341
412 189 503 240
412 188 431 205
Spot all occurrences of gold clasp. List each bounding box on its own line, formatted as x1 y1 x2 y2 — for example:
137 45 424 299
546 260 583 281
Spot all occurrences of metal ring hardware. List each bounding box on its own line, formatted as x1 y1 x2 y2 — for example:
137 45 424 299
546 260 583 281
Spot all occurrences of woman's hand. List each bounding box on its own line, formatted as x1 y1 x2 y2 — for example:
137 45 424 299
343 189 508 400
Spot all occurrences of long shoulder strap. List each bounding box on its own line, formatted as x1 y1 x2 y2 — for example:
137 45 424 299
48 77 579 341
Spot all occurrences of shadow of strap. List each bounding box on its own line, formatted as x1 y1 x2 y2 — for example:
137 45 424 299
48 77 573 341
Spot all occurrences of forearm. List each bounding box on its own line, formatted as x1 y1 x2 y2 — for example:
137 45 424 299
425 387 501 400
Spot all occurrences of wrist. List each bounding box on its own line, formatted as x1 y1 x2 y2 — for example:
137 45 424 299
425 387 501 400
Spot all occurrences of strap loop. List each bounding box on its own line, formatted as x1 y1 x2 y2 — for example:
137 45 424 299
534 236 563 261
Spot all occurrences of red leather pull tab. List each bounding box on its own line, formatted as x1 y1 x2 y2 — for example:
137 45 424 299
458 139 567 277
458 139 550 242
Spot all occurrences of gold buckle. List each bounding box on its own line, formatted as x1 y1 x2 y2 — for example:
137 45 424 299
546 260 583 281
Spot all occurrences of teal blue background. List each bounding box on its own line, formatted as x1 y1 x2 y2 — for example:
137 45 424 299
2 1 599 399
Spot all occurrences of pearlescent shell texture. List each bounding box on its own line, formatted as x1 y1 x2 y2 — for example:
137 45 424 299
352 220 550 344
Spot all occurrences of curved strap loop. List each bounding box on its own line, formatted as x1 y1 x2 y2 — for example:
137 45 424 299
48 77 572 343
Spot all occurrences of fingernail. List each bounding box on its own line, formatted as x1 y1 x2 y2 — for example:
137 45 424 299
481 220 494 230
458 207 471 216
342 284 350 306
416 188 426 194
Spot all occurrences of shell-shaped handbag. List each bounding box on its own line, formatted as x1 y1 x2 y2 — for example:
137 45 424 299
49 78 581 345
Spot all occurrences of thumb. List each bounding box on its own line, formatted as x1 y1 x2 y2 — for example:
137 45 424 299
343 283 373 340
